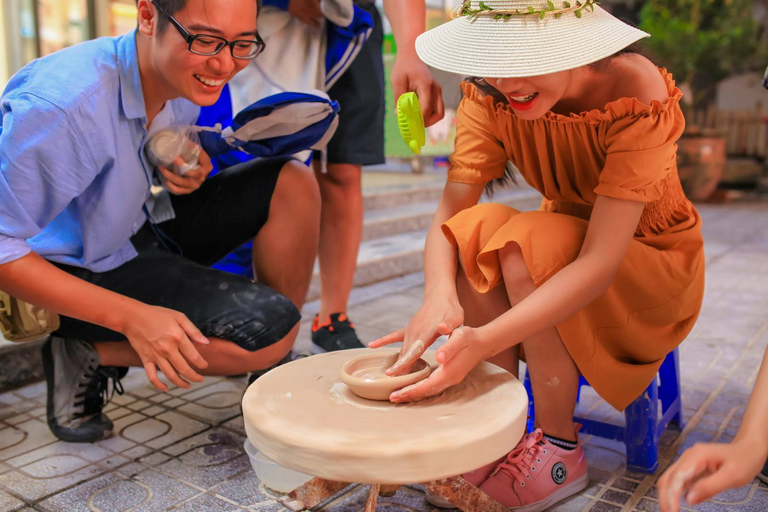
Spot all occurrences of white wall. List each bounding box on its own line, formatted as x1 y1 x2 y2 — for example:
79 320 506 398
717 73 768 112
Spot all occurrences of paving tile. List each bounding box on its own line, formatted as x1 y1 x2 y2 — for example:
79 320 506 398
118 411 207 450
699 482 752 504
583 481 603 497
148 393 174 404
612 477 640 492
140 451 172 466
93 431 137 454
38 469 200 512
168 492 244 511
126 400 153 412
164 398 187 408
549 495 594 512
13 382 45 401
636 498 662 511
6 441 112 475
176 380 244 425
0 462 107 501
116 461 151 478
167 378 219 398
3 414 32 427
222 416 246 437
129 386 161 400
141 405 167 417
0 391 23 406
0 419 57 460
208 470 281 508
0 490 25 511
158 430 249 488
584 443 626 474
98 454 131 472
588 468 613 485
589 502 622 512
122 445 155 460
111 393 138 407
600 488 632 505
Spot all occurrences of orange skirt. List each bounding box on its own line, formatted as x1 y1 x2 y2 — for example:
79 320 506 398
442 203 705 411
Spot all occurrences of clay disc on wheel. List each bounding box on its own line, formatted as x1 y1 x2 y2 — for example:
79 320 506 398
242 349 528 484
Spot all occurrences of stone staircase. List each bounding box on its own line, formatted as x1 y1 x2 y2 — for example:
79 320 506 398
0 168 542 391
306 171 542 302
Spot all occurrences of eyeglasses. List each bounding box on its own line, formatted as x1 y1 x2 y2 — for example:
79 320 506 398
151 0 265 60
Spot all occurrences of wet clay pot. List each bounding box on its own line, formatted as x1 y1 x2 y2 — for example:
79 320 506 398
339 352 432 400
677 136 726 201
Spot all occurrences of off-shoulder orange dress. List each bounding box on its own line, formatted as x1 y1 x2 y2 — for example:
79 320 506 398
442 69 704 411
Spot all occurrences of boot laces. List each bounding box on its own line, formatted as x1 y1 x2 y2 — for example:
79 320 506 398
74 366 125 419
495 429 545 485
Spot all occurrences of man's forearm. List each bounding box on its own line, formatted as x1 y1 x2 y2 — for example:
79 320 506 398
0 252 140 334
383 0 426 57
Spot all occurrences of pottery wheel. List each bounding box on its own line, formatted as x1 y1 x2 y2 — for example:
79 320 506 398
242 348 528 484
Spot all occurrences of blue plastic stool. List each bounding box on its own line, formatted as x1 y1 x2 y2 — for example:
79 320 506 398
523 348 684 473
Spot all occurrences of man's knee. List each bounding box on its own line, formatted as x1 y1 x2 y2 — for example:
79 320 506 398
242 331 296 371
317 163 362 188
274 160 321 210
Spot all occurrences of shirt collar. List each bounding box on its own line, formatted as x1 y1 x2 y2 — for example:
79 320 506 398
117 29 147 121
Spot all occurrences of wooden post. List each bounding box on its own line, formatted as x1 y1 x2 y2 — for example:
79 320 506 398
365 484 381 512
705 103 716 130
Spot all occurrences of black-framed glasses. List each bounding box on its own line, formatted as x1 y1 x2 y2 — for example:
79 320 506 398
151 0 265 59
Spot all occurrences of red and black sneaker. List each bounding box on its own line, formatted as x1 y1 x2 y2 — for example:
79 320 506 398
311 313 364 353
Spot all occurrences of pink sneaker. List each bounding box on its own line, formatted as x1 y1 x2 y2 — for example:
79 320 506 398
424 440 519 509
479 428 589 512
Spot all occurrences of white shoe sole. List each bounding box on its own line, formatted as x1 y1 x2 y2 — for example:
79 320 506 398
425 471 589 512
512 471 590 512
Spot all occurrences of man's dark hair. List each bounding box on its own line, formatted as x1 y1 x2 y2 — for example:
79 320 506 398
138 0 261 34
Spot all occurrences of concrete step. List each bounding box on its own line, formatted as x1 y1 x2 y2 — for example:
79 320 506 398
363 185 540 241
307 185 542 301
362 181 444 211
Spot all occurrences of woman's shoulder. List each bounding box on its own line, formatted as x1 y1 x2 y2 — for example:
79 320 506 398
607 54 670 107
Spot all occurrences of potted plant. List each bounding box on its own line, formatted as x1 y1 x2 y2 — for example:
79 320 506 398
638 0 766 200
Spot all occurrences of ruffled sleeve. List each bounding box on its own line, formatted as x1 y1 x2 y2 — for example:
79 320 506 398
447 82 508 185
594 90 685 203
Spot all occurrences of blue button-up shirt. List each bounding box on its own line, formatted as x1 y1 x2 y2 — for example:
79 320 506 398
0 30 199 272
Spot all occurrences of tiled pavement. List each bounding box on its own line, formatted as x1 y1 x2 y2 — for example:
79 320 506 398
2 198 768 511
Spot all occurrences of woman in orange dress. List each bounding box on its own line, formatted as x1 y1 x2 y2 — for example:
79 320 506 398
370 1 705 510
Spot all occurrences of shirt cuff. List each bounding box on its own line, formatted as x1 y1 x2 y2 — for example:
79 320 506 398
0 235 33 266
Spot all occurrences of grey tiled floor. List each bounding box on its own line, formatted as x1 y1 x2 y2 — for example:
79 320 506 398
2 199 768 511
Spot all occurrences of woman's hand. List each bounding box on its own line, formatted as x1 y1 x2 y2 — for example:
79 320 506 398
158 149 213 195
389 326 490 403
657 439 766 511
121 304 210 392
369 293 463 376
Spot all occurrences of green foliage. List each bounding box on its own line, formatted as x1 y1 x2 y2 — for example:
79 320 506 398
638 0 767 110
459 0 597 19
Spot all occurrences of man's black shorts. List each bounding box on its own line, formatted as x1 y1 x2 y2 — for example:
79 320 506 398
53 158 301 352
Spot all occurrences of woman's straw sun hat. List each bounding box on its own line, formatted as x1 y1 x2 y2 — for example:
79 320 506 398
415 0 650 78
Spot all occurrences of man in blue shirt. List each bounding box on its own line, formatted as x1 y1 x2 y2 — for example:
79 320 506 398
0 0 320 443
